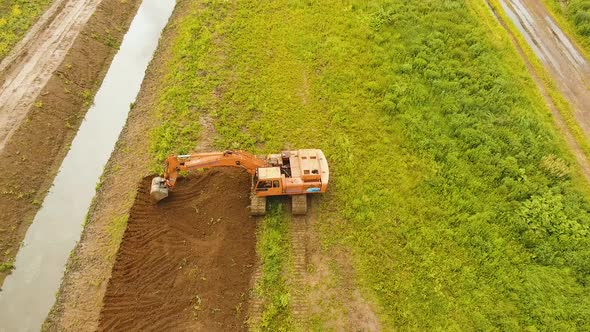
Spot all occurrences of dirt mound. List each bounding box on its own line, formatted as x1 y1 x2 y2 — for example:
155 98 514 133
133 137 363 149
98 168 257 331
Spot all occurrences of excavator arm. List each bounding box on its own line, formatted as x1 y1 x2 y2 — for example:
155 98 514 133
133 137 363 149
151 150 268 201
164 150 267 188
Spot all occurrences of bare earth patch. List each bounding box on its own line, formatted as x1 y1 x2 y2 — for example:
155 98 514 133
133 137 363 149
98 171 257 331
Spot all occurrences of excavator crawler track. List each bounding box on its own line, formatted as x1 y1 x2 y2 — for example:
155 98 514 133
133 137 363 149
250 194 267 216
291 194 307 215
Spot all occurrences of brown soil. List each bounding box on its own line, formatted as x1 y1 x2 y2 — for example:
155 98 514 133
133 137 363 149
98 170 256 331
0 0 141 284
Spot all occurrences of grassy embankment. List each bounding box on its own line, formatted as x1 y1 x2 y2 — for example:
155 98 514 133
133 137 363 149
0 0 53 60
147 0 590 330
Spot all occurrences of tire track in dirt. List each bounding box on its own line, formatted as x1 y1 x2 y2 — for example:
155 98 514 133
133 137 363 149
0 0 66 73
98 169 256 331
246 202 310 329
0 0 102 152
247 266 263 327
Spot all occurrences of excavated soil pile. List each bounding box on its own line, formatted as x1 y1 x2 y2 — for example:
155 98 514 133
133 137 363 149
98 168 257 331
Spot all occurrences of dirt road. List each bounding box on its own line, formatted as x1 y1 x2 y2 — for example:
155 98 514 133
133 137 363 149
499 0 590 138
0 0 101 152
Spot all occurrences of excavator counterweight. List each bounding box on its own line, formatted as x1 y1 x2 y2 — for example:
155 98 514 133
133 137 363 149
150 149 329 216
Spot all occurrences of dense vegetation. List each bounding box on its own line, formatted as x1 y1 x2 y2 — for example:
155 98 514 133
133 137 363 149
0 0 52 60
150 0 590 329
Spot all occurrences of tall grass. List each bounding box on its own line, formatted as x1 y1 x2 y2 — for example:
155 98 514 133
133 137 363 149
150 0 590 329
0 0 52 60
569 0 590 36
549 0 590 38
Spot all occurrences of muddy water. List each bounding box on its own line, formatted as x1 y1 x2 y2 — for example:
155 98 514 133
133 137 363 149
0 0 175 330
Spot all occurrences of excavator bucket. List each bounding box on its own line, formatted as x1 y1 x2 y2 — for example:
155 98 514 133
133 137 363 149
150 177 169 202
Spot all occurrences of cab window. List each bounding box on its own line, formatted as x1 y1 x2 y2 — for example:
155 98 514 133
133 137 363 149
273 180 279 188
257 180 271 190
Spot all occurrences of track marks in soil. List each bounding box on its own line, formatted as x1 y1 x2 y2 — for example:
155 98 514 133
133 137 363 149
246 250 263 328
98 169 256 331
290 215 309 323
284 199 380 330
303 199 381 331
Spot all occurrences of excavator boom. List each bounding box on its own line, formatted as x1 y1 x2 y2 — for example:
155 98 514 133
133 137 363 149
151 150 268 201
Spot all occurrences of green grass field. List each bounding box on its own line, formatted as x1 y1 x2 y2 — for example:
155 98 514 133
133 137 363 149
150 0 590 330
0 0 53 60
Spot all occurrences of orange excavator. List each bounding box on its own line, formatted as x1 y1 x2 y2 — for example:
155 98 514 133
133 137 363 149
150 149 329 215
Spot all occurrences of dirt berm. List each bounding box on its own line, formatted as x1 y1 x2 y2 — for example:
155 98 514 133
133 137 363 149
98 169 257 331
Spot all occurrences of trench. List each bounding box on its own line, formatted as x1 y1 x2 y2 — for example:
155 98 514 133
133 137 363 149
0 0 175 330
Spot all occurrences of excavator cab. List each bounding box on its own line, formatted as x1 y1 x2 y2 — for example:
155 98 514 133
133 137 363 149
253 167 283 196
251 166 307 215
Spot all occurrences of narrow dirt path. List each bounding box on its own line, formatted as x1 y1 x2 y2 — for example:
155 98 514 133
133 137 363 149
303 202 381 331
247 261 264 327
499 0 590 138
0 0 102 152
